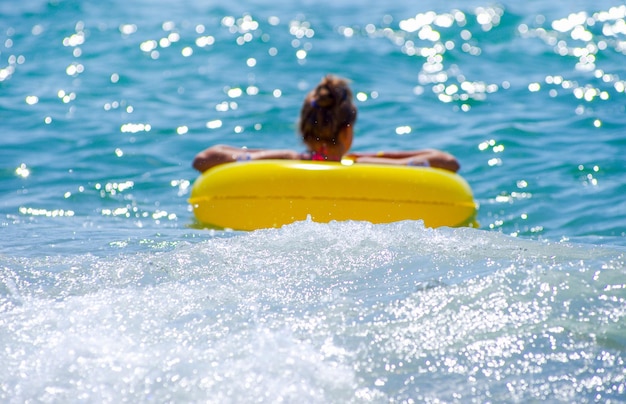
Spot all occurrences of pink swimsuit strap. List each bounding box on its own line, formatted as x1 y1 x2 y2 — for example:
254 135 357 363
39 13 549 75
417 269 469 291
300 151 341 162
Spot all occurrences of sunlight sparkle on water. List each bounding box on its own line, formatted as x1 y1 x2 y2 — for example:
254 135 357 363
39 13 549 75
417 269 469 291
289 20 314 39
25 95 39 105
227 87 243 98
119 24 137 36
19 207 75 217
395 126 411 135
195 36 215 47
181 47 193 57
140 40 157 52
206 120 223 129
521 6 626 82
121 123 151 133
57 90 76 104
15 163 30 178
488 158 502 167
66 63 84 76
63 32 84 47
478 139 496 151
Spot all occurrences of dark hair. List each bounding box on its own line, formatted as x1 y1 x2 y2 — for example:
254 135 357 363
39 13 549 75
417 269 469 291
299 75 357 145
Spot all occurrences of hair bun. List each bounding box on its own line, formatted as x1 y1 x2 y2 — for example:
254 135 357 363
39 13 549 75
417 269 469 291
314 85 335 108
299 74 357 144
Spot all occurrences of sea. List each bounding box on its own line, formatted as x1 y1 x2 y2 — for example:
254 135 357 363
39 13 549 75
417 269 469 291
1 0 625 402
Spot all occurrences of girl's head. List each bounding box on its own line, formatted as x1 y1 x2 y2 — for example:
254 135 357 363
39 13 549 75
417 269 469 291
299 75 357 154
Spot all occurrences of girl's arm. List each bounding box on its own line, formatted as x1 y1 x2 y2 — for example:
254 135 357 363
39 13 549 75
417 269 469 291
192 145 299 172
348 149 460 172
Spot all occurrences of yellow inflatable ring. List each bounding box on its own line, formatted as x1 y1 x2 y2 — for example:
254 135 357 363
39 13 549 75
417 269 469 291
189 160 478 230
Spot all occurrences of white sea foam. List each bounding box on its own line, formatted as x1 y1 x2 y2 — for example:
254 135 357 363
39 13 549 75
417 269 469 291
1 221 624 402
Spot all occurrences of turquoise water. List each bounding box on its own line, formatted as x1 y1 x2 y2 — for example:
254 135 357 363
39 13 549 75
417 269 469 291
2 0 626 402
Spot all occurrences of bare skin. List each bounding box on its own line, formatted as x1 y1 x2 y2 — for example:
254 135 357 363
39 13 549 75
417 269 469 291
348 150 460 172
192 126 460 173
192 145 299 173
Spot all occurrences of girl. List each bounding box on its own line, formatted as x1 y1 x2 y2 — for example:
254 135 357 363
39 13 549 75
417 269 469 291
192 75 459 172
